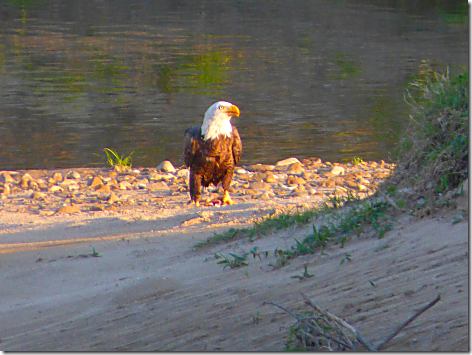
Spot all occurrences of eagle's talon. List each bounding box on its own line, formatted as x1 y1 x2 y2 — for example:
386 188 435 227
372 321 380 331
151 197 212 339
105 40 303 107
222 191 234 205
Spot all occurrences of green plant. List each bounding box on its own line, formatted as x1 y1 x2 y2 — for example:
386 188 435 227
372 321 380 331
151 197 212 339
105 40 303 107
269 248 293 269
103 147 133 168
291 265 315 280
194 207 318 249
385 69 468 212
351 157 364 165
193 227 251 249
215 252 249 269
249 246 269 260
339 253 352 265
252 311 262 324
292 237 315 255
78 246 101 258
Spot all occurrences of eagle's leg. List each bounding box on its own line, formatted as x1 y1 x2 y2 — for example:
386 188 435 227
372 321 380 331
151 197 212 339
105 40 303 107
189 172 202 207
221 170 235 205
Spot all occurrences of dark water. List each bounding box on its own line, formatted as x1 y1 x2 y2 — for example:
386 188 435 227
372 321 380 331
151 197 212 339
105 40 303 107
0 0 467 170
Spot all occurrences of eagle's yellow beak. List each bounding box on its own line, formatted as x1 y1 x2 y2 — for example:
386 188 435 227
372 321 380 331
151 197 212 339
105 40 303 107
226 105 240 117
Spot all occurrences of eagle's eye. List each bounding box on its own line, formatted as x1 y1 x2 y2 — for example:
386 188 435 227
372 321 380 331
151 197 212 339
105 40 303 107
218 105 225 110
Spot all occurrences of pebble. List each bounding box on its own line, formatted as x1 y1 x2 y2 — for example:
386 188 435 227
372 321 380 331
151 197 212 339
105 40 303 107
287 162 305 175
264 172 277 183
0 172 15 184
90 204 105 211
148 181 170 191
89 176 104 188
67 171 81 179
245 164 275 172
49 185 64 193
286 176 306 186
107 192 120 204
119 181 133 190
52 172 63 181
249 181 271 191
57 205 81 214
0 157 395 216
176 169 189 178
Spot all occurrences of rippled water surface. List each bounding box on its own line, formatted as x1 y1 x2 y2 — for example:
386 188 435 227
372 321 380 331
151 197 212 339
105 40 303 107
0 0 467 169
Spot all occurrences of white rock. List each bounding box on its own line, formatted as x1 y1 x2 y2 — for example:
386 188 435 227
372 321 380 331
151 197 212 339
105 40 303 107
276 157 301 166
235 167 248 174
156 160 176 173
49 185 64 193
330 166 345 176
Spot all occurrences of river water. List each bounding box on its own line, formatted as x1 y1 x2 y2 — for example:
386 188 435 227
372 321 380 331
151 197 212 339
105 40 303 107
0 0 467 170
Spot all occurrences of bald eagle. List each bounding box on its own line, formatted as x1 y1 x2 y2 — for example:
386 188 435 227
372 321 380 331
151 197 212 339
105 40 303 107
184 101 242 207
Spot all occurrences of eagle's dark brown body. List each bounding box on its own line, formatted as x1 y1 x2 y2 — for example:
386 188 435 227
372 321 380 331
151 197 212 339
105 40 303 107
184 125 242 206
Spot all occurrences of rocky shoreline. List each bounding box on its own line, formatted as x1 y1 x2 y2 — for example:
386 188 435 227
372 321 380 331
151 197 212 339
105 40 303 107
0 157 394 217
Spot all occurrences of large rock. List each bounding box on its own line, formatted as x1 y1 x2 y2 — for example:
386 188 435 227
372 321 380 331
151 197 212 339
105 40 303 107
157 160 176 173
276 157 300 166
330 166 345 176
88 176 104 188
67 171 81 179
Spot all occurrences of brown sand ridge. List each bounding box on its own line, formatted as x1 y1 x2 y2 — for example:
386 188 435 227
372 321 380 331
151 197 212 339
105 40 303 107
0 159 468 351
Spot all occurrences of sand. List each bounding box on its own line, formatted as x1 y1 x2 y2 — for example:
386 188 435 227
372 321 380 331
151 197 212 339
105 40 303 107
0 184 468 351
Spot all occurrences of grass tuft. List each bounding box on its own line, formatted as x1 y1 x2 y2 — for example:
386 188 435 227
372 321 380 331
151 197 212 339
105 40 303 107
386 69 468 213
103 147 134 168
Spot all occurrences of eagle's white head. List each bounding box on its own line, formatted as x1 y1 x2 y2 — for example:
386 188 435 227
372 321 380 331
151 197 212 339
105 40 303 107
201 101 240 141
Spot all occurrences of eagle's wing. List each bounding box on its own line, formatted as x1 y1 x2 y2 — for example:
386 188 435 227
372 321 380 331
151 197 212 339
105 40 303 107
184 125 202 168
231 126 242 165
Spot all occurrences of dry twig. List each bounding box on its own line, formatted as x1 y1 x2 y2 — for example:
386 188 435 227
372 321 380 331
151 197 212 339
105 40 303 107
264 293 441 351
376 294 441 350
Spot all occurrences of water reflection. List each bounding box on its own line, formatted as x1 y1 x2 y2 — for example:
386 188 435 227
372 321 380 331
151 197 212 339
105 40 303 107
0 0 467 170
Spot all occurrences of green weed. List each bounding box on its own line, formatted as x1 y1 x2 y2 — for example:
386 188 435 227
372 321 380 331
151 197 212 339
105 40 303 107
215 252 249 270
248 246 269 260
193 227 251 249
339 253 352 265
351 157 364 165
103 147 133 168
290 265 315 280
78 246 101 258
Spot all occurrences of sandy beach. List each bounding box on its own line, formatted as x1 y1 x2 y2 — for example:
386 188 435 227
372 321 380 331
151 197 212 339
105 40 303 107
0 160 468 351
